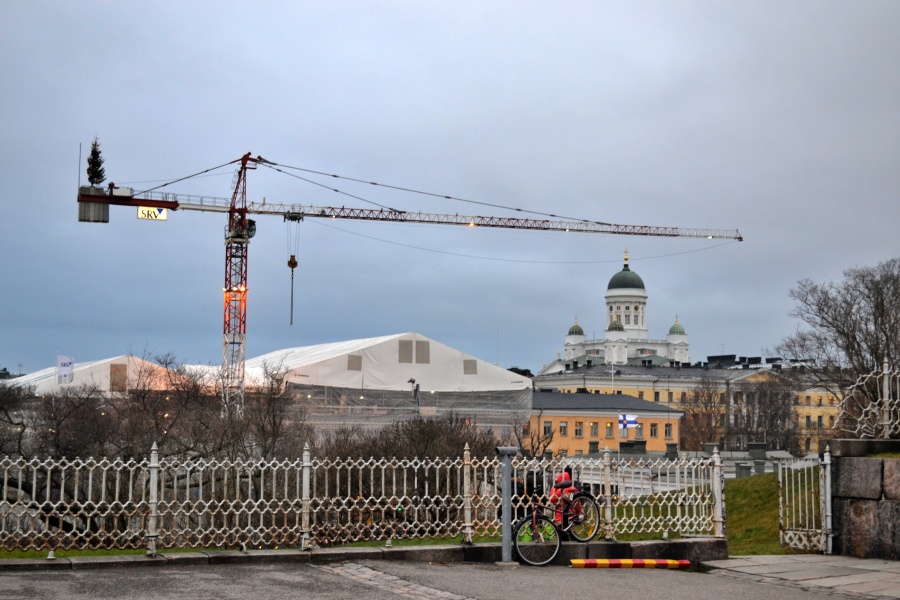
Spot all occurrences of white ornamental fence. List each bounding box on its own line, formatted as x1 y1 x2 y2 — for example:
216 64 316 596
778 448 832 554
0 444 724 554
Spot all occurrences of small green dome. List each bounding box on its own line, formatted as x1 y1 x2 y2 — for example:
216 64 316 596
568 318 584 336
668 317 686 335
607 318 624 332
607 255 645 290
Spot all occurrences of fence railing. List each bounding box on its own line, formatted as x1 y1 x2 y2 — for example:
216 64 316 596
0 444 723 553
778 446 832 553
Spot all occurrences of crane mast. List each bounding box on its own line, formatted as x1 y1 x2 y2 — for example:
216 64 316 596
77 155 743 408
222 153 258 410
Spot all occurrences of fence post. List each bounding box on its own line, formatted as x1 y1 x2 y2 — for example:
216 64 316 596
300 443 311 550
462 443 473 544
495 446 518 564
146 442 159 557
883 359 891 439
602 448 614 540
823 445 833 554
712 446 724 538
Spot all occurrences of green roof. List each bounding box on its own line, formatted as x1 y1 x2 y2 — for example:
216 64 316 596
568 319 584 336
607 263 645 290
668 320 686 335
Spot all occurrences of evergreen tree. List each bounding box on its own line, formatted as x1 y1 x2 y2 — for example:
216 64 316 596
86 136 106 187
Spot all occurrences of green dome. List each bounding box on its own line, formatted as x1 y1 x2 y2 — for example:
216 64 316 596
607 261 645 290
568 319 584 336
607 318 624 332
668 318 686 335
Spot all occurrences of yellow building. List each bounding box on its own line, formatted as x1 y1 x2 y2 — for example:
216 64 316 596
532 364 840 454
527 391 683 457
793 383 840 453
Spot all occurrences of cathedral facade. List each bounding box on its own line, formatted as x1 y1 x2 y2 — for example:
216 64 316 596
541 253 689 374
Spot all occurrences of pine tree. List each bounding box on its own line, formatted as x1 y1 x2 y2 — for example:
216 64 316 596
86 136 106 187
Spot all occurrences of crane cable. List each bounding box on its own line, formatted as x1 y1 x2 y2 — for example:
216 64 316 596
286 216 301 325
133 158 242 195
257 159 613 226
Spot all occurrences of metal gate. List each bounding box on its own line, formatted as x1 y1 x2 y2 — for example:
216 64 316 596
778 447 832 553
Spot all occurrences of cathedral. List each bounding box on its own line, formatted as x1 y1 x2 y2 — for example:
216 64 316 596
540 252 689 374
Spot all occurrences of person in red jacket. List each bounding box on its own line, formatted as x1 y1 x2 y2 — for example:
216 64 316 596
548 467 578 526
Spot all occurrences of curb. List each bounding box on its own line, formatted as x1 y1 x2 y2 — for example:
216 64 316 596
0 538 727 572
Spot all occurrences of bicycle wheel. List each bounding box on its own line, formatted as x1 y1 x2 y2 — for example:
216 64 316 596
567 493 601 542
513 513 560 566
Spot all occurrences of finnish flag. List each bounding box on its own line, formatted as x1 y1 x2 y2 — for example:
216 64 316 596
618 414 638 430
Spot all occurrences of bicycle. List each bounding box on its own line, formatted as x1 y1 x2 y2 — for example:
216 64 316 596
512 479 601 566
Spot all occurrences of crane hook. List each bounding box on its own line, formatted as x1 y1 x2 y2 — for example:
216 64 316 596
288 254 298 325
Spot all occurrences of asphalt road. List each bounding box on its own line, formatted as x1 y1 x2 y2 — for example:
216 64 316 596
0 560 835 600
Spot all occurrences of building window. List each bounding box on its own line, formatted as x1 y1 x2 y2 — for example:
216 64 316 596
110 364 127 392
559 450 567 457
638 391 644 399
620 425 628 438
605 422 614 438
543 421 552 436
806 396 811 406
817 415 823 428
575 450 583 456
650 423 658 438
590 422 598 437
667 391 673 402
665 423 672 439
415 340 431 364
654 391 660 402
574 421 583 437
635 424 644 439
680 392 687 402
588 441 599 453
624 314 631 325
560 421 568 437
805 415 812 428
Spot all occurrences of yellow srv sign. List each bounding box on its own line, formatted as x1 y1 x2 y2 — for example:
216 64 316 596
138 207 168 221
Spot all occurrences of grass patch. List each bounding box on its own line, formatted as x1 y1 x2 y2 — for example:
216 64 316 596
724 472 788 555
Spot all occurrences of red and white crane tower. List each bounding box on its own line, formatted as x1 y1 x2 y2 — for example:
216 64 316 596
78 153 743 407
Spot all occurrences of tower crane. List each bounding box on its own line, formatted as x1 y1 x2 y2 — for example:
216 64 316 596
77 153 743 407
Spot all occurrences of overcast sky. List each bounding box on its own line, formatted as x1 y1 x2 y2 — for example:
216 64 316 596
3 1 899 376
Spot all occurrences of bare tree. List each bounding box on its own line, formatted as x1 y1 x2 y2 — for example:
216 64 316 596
0 381 33 456
32 383 111 458
777 258 900 391
679 376 729 451
510 411 554 458
244 361 313 459
731 376 800 453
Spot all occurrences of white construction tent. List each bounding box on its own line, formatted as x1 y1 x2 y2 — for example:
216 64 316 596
245 332 532 432
10 355 169 396
8 333 532 432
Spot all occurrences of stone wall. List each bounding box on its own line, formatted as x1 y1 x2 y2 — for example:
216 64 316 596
829 439 900 558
